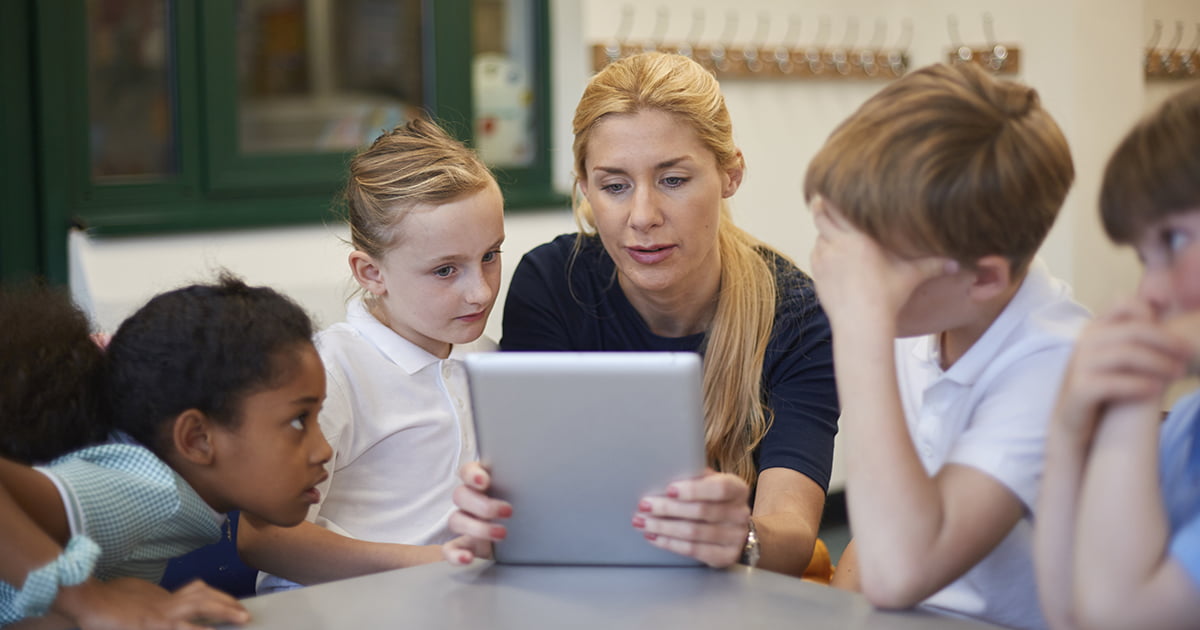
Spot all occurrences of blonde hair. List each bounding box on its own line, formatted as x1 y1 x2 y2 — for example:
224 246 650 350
572 51 779 487
1100 83 1200 244
342 117 494 258
804 63 1074 276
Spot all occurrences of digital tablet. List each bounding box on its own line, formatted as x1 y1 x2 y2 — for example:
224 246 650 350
465 351 707 566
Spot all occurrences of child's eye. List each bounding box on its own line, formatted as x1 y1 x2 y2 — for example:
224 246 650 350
289 415 306 431
1165 228 1190 254
482 250 501 264
434 265 456 278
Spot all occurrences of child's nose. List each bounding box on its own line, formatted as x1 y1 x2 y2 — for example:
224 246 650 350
310 431 333 465
464 271 495 306
1136 267 1173 316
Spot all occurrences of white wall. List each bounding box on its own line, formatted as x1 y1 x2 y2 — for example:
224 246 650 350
71 1 1200 490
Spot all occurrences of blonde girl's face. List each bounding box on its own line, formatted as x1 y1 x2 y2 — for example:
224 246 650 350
578 109 740 301
1134 208 1200 319
356 183 505 358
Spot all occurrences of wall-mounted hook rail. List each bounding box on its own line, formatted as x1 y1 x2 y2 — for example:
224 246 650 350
590 11 911 81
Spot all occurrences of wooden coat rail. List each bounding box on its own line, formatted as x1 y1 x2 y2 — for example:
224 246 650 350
591 42 910 80
946 44 1022 75
1144 21 1199 80
1145 48 1200 80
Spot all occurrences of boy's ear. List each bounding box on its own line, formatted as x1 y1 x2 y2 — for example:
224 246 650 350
967 255 1014 302
349 251 386 297
172 409 216 466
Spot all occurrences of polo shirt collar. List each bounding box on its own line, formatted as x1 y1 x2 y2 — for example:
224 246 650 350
346 299 444 375
910 258 1057 387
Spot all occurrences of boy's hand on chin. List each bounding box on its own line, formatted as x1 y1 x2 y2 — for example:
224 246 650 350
1163 311 1200 368
809 196 957 328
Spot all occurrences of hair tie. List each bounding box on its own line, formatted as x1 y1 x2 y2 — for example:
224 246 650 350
14 536 100 617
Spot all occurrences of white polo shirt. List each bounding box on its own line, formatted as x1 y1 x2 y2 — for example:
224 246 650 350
894 260 1090 630
258 299 494 593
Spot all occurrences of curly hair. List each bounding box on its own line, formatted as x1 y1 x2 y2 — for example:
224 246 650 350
0 281 109 464
105 273 316 458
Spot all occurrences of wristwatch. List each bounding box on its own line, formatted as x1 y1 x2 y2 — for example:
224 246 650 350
740 518 761 567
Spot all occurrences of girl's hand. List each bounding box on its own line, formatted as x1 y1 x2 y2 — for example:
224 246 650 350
632 470 751 568
442 462 511 565
1055 299 1192 441
54 577 249 630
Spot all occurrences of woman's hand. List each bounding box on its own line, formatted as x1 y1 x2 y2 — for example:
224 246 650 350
632 470 751 568
442 462 511 565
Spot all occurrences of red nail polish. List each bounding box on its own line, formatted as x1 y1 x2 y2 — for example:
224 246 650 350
473 474 485 486
632 515 645 528
666 486 679 498
644 533 658 541
498 505 513 518
638 500 652 512
490 525 507 540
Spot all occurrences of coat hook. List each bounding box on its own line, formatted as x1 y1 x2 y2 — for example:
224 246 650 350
887 19 912 76
710 12 738 73
1182 23 1200 76
642 7 669 54
806 16 831 75
830 19 858 75
948 15 972 64
1162 20 1184 73
775 15 800 74
606 5 635 64
1145 19 1163 71
743 12 770 73
855 19 886 77
983 13 1008 71
677 10 705 60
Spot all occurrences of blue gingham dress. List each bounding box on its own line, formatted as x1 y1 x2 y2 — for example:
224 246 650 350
1 436 223 623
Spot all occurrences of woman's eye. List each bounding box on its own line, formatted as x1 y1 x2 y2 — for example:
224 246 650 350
434 266 455 278
482 250 501 263
601 182 627 194
662 176 687 188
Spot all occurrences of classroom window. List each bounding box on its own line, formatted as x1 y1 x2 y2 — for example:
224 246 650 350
30 0 558 255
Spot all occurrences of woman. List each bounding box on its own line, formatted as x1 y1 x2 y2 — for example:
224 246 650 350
446 52 839 575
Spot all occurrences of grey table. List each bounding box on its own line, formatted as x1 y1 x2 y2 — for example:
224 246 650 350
221 561 1008 629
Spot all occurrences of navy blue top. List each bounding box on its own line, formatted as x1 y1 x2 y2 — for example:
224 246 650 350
501 233 840 491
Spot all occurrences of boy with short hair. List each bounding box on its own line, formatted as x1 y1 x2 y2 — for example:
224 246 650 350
1035 84 1200 630
804 62 1090 630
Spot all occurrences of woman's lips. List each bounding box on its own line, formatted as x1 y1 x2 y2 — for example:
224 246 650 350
625 244 676 265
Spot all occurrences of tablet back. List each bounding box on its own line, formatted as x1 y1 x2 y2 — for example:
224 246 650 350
465 352 706 566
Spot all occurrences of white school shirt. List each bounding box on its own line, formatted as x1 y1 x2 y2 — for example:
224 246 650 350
894 260 1090 630
257 299 494 593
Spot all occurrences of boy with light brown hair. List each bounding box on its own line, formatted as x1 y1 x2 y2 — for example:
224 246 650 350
1035 84 1200 630
804 62 1090 630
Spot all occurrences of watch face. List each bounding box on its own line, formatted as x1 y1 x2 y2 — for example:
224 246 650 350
742 521 760 567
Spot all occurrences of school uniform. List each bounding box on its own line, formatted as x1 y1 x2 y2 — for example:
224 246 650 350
1159 389 1200 588
894 259 1090 630
1 434 223 624
256 299 493 593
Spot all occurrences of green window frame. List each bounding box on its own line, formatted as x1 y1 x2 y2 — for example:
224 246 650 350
26 0 560 281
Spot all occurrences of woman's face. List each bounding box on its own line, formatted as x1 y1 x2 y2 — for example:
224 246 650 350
579 109 741 303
